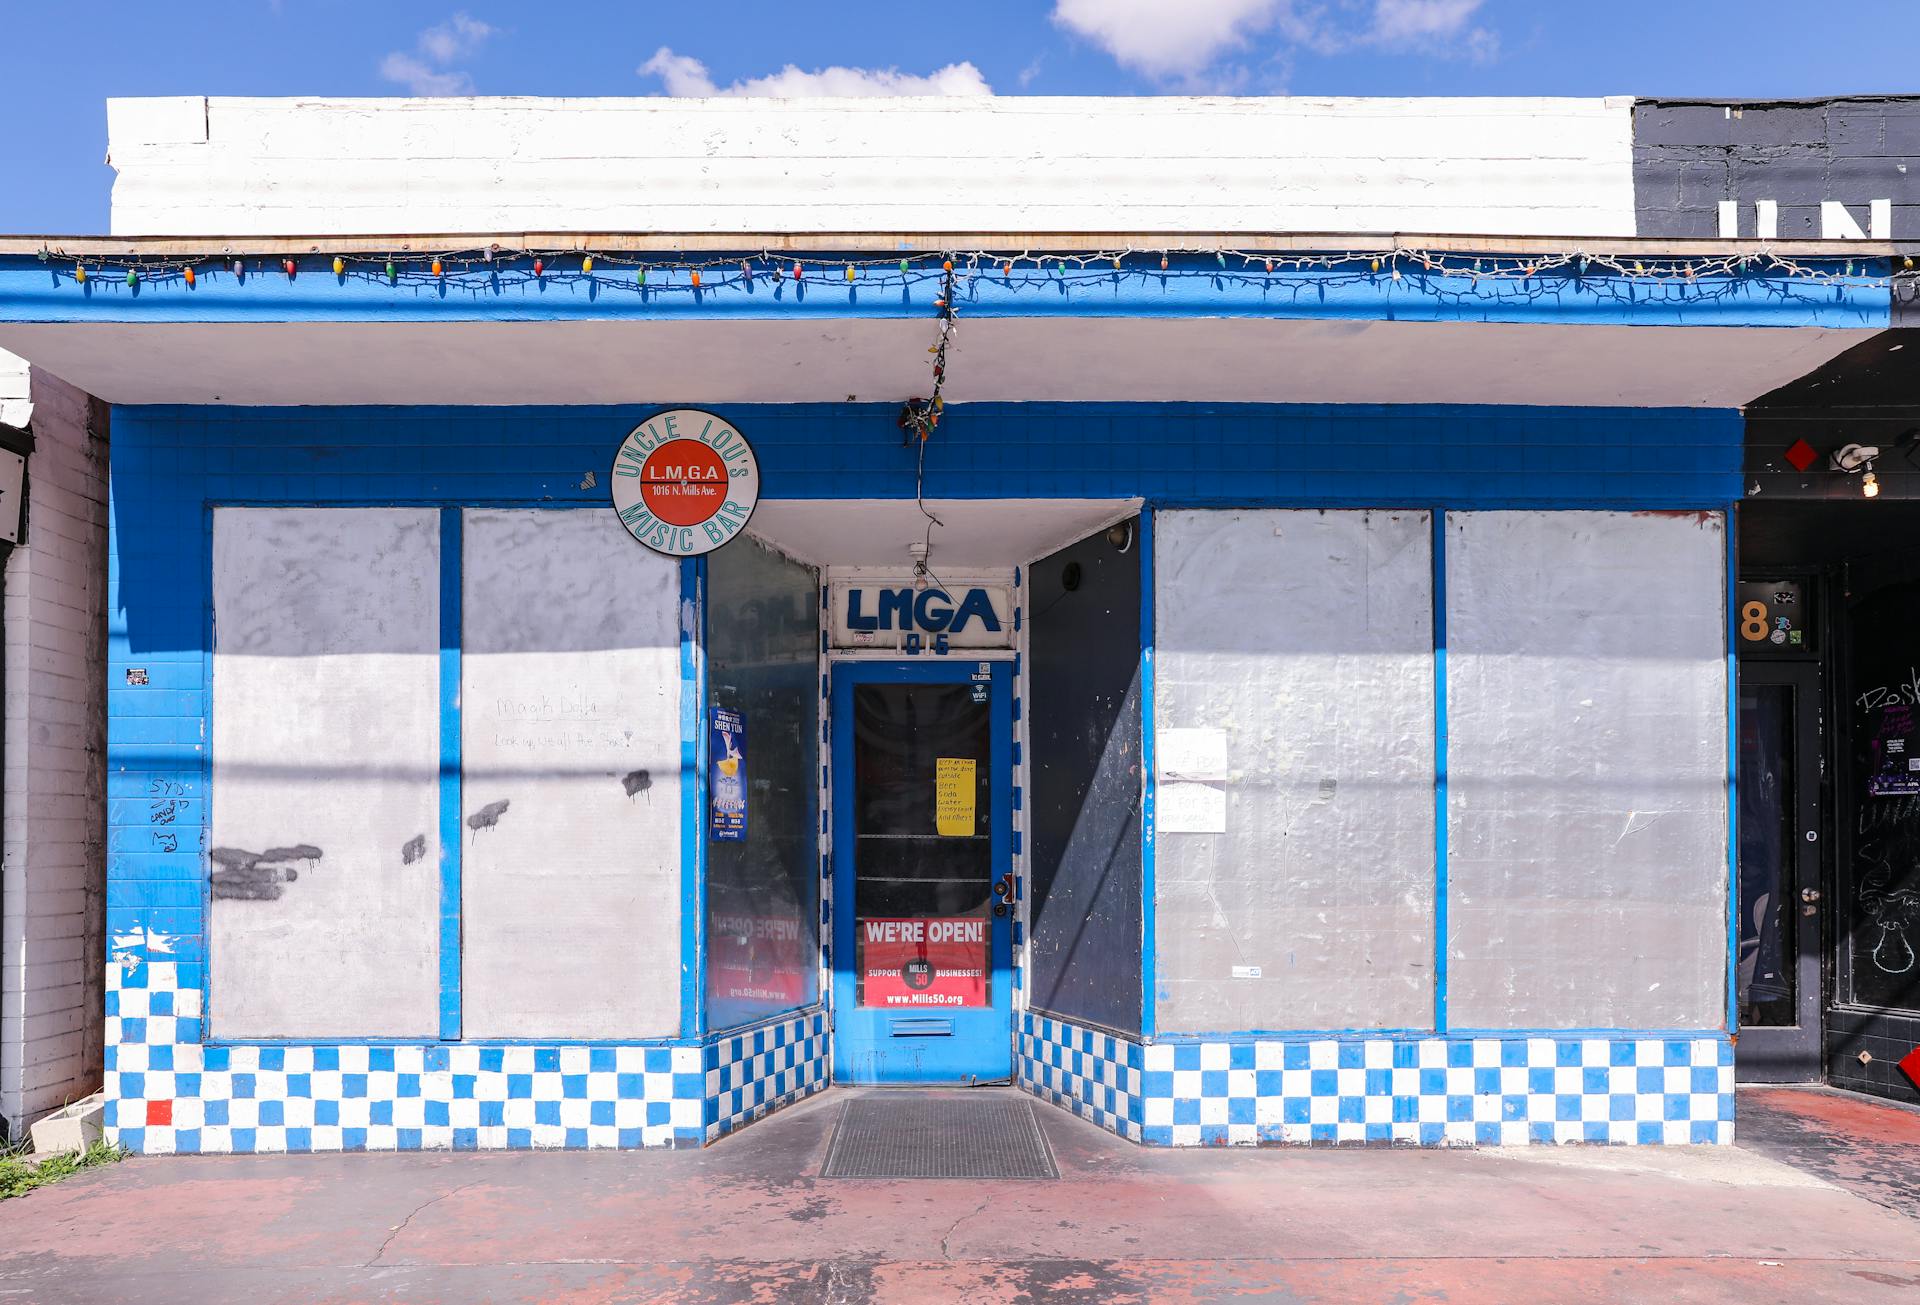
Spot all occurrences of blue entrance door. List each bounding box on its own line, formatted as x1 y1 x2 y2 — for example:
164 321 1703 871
831 660 1014 1084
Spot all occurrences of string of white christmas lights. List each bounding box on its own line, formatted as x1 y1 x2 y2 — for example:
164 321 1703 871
28 243 1917 290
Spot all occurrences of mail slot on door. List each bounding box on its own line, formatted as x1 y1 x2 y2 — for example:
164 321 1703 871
890 1018 955 1037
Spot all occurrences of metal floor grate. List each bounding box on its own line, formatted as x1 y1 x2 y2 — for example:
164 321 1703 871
821 1093 1060 1179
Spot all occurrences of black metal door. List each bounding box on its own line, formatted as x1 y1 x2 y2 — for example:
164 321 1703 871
1736 660 1824 1081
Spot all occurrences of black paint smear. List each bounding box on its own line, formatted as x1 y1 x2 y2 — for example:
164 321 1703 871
401 834 427 865
622 769 652 799
467 799 510 832
211 879 284 901
261 844 322 863
208 845 317 901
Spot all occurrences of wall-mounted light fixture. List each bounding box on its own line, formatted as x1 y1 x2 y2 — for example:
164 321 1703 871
1831 442 1883 498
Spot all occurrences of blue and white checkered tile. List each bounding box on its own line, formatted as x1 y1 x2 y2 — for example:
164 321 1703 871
1138 1036 1734 1147
705 1009 832 1142
1016 1012 1733 1149
1017 1012 1143 1142
107 959 707 1155
1011 619 1027 998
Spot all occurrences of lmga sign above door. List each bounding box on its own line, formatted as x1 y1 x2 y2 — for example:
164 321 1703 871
829 581 1014 655
831 660 1015 1084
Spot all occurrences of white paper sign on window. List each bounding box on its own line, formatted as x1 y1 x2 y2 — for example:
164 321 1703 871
1156 727 1228 833
1158 781 1227 834
1158 727 1228 782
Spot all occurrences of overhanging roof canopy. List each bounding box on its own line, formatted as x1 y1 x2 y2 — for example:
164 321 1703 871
0 239 1895 409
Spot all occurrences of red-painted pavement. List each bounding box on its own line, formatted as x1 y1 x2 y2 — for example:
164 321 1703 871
3 1086 1920 1303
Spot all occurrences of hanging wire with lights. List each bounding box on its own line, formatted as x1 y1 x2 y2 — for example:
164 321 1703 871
26 243 1920 297
895 260 960 578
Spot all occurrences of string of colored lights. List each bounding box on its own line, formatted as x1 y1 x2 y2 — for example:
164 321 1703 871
899 259 958 446
27 243 1920 291
901 261 960 579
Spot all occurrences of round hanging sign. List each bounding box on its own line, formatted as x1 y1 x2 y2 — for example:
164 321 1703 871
610 409 760 557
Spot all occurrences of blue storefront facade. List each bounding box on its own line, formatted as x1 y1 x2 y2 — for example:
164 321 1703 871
0 243 1895 1153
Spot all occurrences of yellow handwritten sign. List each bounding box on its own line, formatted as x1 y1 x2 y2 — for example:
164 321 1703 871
935 758 977 837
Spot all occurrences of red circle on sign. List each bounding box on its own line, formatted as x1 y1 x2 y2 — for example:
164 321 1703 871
639 439 728 527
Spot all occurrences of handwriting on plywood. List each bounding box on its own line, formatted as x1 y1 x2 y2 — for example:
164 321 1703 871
493 692 604 720
209 844 322 901
489 692 643 754
492 724 637 752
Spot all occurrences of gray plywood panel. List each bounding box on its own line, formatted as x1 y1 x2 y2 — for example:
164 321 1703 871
210 507 442 1038
1446 510 1728 1031
460 509 682 1039
1154 509 1436 1034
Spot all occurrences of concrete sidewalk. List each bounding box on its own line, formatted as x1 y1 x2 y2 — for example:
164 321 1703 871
3 1085 1920 1303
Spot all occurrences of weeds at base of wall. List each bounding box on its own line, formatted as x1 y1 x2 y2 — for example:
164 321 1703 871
0 1140 126 1199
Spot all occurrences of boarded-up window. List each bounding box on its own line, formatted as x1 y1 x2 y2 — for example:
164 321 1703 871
460 509 682 1039
1154 509 1437 1033
210 508 441 1038
1446 510 1728 1030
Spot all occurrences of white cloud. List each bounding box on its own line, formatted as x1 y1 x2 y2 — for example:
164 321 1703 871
418 12 494 64
640 48 720 96
1370 0 1495 56
1052 0 1493 83
380 53 474 96
381 12 495 96
1051 0 1282 81
639 47 993 97
1371 0 1477 40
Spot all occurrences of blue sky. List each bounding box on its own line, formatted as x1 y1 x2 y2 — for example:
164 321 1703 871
4 0 1918 233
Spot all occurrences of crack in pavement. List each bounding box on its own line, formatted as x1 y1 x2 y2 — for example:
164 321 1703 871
366 1182 482 1268
940 1199 992 1262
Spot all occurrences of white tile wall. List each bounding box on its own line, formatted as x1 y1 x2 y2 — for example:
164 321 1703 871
0 365 108 1140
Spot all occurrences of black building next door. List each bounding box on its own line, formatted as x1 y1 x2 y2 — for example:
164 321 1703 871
1737 660 1824 1081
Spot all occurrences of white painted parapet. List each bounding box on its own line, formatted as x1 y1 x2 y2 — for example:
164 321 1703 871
106 95 1638 238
